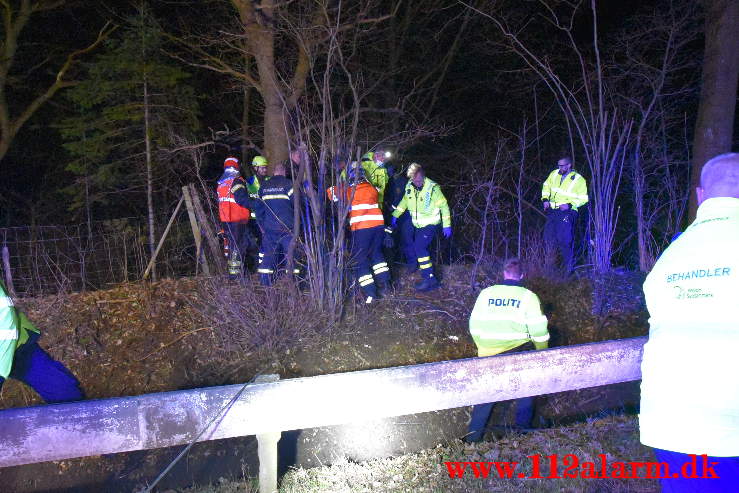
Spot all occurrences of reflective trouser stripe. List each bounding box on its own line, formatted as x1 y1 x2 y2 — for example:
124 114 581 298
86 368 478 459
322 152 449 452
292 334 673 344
531 334 550 342
418 256 430 262
258 268 274 274
358 274 374 287
420 263 432 269
372 262 389 274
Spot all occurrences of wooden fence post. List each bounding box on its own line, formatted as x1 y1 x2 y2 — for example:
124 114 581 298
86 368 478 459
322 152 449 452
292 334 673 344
186 184 224 275
182 186 211 276
143 198 184 280
2 245 16 297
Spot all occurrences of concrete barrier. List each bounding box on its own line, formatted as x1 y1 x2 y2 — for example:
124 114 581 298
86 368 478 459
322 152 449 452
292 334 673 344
0 337 646 468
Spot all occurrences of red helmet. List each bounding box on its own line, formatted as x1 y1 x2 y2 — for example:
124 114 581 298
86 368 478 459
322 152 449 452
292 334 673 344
224 156 240 169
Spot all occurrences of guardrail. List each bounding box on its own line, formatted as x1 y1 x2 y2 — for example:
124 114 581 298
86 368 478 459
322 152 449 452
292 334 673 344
0 337 646 490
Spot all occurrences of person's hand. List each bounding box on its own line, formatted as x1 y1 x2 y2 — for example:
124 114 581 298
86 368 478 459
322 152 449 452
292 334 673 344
559 203 571 211
391 216 398 227
443 226 452 238
543 200 550 210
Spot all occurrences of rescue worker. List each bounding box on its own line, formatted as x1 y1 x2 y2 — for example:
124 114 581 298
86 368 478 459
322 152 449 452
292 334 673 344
386 169 416 272
0 281 85 403
360 149 391 208
245 155 269 268
246 155 270 198
639 153 739 491
390 163 451 292
235 162 296 286
541 156 588 274
327 163 390 303
466 258 549 442
216 156 251 279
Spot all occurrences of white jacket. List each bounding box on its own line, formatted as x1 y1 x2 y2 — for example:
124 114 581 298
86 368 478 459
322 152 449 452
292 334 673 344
640 197 739 456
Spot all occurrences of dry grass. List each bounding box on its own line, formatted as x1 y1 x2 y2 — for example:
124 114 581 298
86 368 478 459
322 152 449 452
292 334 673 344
183 415 657 493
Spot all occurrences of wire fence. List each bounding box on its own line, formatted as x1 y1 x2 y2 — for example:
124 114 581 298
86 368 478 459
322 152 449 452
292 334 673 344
1 213 199 297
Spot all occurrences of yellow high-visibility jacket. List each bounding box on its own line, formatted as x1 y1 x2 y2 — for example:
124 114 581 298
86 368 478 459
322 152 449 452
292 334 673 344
468 280 549 357
392 177 451 229
1 283 40 379
640 197 739 457
541 169 588 210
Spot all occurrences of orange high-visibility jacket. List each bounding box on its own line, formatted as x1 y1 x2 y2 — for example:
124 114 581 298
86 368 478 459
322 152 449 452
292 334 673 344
327 181 384 231
217 175 251 223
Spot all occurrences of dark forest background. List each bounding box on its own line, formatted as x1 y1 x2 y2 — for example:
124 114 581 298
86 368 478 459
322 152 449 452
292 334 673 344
1 0 737 282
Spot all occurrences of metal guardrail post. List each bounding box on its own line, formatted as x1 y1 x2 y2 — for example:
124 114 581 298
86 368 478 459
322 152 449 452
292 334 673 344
0 337 646 469
254 374 281 493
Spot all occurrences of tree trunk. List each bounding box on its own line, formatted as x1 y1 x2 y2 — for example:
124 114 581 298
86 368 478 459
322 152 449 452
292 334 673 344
144 77 157 281
688 0 739 219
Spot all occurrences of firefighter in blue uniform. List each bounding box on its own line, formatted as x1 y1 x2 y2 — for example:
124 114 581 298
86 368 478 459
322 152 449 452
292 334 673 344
386 168 417 273
0 282 85 403
234 162 295 286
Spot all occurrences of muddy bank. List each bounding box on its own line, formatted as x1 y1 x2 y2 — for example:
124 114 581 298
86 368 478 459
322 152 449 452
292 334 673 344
0 267 647 491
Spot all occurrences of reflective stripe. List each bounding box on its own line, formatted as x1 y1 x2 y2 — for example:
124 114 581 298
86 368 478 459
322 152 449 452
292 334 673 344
287 188 294 196
0 296 13 307
473 332 530 341
351 203 380 211
349 214 384 224
420 263 432 269
418 256 430 262
258 268 274 274
374 267 389 274
262 194 290 200
526 315 548 325
0 328 18 340
259 252 265 257
358 274 373 283
531 334 550 342
359 278 375 287
231 184 246 192
372 262 388 269
218 197 237 203
471 313 527 324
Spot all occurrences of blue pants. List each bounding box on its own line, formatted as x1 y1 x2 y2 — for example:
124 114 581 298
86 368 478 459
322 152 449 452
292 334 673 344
258 229 293 285
413 224 439 280
544 209 577 273
224 222 250 277
6 338 85 404
467 397 534 442
653 448 739 492
351 226 390 298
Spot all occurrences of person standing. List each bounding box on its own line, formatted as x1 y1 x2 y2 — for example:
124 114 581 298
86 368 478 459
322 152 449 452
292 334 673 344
391 163 451 292
465 258 549 442
640 153 739 491
240 162 296 286
0 282 85 403
360 149 391 208
387 170 416 273
541 157 588 274
217 156 251 279
327 163 390 303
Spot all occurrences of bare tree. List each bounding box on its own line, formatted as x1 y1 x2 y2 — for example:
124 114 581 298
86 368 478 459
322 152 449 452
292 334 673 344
466 0 633 273
687 0 739 219
611 0 700 270
0 1 114 163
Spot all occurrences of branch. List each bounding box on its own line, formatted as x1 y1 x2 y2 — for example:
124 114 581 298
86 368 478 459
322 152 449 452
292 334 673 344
10 21 117 137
